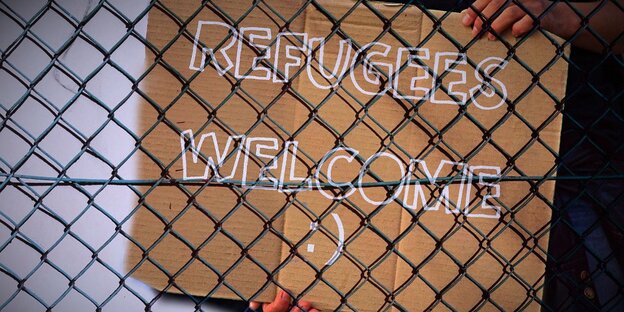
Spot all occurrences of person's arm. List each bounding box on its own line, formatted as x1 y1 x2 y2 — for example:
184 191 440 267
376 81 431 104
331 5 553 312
462 0 624 54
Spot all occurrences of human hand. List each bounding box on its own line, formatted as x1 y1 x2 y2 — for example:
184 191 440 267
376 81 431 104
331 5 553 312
461 0 558 40
249 289 319 312
461 0 623 54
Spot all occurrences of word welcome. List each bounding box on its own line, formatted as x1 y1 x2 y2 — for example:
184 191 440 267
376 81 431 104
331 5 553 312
189 21 509 110
181 130 503 218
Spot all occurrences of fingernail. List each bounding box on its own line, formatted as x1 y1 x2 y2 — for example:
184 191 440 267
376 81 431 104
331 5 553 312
472 26 478 37
249 302 261 310
462 12 470 25
488 33 495 41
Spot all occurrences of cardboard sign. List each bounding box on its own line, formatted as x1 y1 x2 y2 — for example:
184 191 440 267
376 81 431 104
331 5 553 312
127 0 568 310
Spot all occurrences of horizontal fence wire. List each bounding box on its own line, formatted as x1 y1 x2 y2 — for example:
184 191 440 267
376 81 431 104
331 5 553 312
0 0 622 311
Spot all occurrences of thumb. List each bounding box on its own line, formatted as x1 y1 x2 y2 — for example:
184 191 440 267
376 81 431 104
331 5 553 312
262 289 292 312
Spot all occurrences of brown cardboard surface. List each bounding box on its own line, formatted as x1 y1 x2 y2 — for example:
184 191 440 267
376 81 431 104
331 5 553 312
127 0 568 310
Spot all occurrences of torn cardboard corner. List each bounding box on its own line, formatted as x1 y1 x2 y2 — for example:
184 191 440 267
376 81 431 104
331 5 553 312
127 0 569 311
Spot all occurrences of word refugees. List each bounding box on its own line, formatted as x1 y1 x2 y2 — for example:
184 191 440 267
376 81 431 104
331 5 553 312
189 21 509 110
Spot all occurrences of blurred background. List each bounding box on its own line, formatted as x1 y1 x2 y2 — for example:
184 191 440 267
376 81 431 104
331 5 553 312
0 0 242 310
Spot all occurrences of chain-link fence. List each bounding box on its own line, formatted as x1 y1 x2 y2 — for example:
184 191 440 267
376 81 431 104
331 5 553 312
0 0 622 311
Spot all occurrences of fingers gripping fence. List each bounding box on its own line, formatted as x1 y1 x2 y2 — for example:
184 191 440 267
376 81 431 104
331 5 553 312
0 0 623 311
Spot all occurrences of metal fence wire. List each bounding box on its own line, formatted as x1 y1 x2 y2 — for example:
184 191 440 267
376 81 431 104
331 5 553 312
0 0 622 311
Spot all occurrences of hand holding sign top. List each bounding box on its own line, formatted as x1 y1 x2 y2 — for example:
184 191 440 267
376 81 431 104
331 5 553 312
461 0 557 39
461 0 624 54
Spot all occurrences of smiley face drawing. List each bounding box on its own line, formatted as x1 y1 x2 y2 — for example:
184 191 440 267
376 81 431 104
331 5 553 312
306 213 344 266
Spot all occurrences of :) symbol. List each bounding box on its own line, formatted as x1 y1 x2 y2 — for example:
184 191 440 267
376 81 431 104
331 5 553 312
305 213 344 266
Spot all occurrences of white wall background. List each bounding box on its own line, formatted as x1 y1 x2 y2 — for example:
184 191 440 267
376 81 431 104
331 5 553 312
0 1 241 311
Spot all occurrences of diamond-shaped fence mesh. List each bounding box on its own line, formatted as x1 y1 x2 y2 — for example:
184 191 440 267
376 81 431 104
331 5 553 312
0 0 622 311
